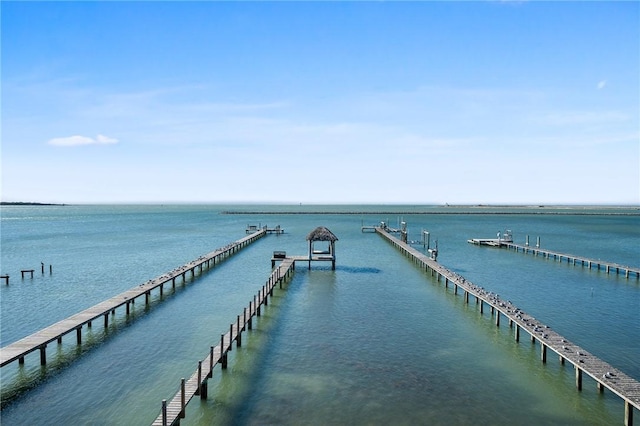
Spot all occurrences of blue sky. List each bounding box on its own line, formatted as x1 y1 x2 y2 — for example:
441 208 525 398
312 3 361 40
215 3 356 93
2 1 638 204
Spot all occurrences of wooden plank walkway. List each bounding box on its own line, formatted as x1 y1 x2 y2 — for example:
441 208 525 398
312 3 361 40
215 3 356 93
152 258 296 426
377 227 639 425
0 229 267 368
469 239 640 279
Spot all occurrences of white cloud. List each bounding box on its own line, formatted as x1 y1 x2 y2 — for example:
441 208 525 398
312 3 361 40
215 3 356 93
48 134 118 146
597 80 607 90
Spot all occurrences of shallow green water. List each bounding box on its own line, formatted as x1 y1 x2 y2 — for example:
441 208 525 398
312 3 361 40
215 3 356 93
1 205 638 424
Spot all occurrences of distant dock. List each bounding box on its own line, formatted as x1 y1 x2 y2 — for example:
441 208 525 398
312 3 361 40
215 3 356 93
469 235 640 279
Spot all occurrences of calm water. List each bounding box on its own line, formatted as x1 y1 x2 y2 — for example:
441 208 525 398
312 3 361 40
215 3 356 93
1 204 638 425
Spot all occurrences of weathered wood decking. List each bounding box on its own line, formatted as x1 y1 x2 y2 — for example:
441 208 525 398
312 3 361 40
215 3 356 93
152 258 296 426
469 239 640 279
378 227 639 425
0 230 267 369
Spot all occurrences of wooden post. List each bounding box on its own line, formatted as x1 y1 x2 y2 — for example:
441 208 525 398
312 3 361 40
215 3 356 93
1 275 9 285
541 343 547 363
162 400 167 426
40 345 46 365
221 334 227 369
201 378 208 399
515 324 520 342
575 366 583 390
209 346 214 378
625 400 633 426
495 311 500 327
180 378 186 418
196 361 202 396
104 313 109 328
236 315 242 348
76 327 82 345
480 301 484 314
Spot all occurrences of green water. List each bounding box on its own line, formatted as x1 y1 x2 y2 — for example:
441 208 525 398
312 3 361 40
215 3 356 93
0 205 638 424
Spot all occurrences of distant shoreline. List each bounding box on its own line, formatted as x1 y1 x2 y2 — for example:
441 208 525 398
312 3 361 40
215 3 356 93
0 202 66 206
222 210 640 216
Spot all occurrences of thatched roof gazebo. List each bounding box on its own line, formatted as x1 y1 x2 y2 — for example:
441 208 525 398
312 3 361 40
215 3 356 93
305 226 338 270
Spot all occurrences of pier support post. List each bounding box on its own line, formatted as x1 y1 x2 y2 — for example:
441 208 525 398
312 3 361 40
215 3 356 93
180 378 186 418
200 379 208 399
575 366 583 390
236 315 242 348
515 325 520 342
495 311 500 327
77 327 82 345
221 334 227 369
541 344 547 363
625 400 633 426
209 346 214 378
480 301 484 314
196 361 202 396
40 345 46 365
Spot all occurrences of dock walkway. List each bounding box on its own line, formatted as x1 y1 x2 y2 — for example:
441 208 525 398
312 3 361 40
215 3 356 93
468 238 639 279
152 258 296 426
503 242 640 279
378 227 638 425
0 230 267 369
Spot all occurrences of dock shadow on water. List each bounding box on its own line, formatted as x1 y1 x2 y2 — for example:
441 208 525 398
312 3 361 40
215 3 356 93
332 265 383 274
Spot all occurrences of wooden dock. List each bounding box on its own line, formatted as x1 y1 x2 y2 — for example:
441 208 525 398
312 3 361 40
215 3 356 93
377 227 639 425
152 258 296 426
469 239 640 279
0 230 267 369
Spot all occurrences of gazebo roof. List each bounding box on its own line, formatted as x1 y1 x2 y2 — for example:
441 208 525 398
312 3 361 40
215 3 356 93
306 226 338 242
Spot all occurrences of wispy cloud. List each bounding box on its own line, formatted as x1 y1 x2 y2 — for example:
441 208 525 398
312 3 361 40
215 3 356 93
48 134 119 147
597 80 607 90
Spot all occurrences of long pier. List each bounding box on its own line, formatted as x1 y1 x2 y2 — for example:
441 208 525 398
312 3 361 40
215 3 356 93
377 227 639 425
0 229 267 369
152 258 296 426
468 239 640 279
